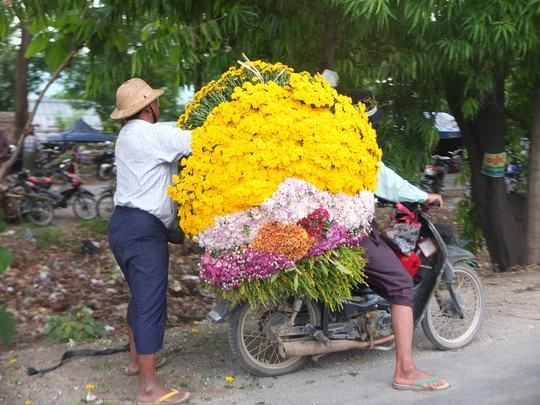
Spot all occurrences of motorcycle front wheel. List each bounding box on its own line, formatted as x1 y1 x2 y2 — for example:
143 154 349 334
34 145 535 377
72 192 97 219
421 264 485 350
228 299 320 377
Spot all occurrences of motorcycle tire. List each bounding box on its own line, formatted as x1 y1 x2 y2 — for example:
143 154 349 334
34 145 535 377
228 299 320 377
72 192 97 219
25 197 54 226
421 264 485 350
96 192 114 220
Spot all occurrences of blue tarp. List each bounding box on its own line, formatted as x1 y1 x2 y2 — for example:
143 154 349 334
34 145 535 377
47 119 115 143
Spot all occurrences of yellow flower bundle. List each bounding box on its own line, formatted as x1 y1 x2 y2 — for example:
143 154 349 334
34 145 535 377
168 60 382 238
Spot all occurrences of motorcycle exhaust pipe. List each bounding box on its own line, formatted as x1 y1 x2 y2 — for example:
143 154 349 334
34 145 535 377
280 335 394 357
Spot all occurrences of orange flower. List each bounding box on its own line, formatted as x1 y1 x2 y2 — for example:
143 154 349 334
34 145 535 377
250 222 314 260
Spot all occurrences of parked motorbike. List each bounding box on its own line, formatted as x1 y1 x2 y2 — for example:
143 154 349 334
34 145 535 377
29 160 97 219
420 148 464 193
207 201 485 376
4 171 55 226
93 150 115 181
420 155 450 193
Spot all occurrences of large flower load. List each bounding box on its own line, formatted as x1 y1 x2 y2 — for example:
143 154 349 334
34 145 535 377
168 58 382 309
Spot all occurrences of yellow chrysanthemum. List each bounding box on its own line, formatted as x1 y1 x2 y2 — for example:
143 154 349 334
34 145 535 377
169 61 382 237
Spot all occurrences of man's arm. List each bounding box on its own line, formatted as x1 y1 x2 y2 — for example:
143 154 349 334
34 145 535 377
375 162 443 206
156 124 192 163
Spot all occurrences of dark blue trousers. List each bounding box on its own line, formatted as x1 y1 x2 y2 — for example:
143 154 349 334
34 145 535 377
108 206 169 354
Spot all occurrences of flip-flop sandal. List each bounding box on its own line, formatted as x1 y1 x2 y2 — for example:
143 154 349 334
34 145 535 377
125 356 168 376
392 376 450 391
135 389 190 404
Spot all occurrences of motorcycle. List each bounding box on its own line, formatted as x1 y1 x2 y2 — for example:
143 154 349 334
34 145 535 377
207 201 485 376
4 171 55 226
420 155 451 193
93 150 115 181
29 160 97 219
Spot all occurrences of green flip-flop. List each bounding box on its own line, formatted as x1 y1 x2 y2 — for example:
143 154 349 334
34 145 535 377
392 376 450 391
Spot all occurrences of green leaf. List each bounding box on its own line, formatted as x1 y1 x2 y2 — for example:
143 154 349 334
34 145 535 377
24 32 52 58
0 246 12 276
270 273 279 283
44 40 70 70
293 273 299 291
0 308 15 344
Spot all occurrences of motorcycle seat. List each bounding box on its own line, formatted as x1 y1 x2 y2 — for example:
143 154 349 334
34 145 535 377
352 286 376 295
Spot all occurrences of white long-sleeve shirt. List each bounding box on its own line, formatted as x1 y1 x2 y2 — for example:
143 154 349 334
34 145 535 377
375 161 428 203
114 119 191 227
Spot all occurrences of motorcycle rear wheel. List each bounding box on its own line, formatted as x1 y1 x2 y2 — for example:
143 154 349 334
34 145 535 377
96 193 114 220
72 193 96 219
25 198 54 226
421 264 484 350
228 299 320 377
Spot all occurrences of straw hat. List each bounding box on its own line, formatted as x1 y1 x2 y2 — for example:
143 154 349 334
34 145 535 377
110 78 164 120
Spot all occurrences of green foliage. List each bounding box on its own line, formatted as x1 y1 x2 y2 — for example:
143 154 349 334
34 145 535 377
0 245 12 276
42 308 105 342
79 218 109 235
0 308 15 344
219 247 368 311
0 241 15 344
456 195 484 253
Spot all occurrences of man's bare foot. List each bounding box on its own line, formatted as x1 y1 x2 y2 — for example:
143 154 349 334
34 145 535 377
393 368 449 391
137 383 190 404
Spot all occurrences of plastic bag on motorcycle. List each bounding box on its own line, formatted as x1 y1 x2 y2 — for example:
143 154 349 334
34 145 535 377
381 203 421 255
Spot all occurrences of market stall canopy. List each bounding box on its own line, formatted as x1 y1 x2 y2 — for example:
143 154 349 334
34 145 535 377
46 119 115 143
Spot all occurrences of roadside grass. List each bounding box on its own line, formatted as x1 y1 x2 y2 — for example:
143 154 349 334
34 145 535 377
21 224 72 250
78 218 109 235
20 218 108 250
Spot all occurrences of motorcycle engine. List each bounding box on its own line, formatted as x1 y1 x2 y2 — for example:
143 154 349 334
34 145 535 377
353 310 393 340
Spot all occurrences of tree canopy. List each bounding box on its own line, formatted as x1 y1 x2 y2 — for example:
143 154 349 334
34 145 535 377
1 0 540 269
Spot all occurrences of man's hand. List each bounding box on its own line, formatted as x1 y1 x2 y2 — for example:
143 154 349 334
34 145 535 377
425 193 444 208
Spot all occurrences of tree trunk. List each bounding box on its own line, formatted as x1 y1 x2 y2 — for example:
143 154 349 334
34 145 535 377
526 82 540 264
14 22 30 139
320 8 337 71
0 48 78 181
446 76 527 271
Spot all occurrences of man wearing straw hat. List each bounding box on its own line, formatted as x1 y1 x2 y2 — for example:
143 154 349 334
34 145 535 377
109 78 191 404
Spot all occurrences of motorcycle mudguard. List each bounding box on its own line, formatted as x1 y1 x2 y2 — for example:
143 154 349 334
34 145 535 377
442 246 478 282
206 299 232 323
447 245 477 265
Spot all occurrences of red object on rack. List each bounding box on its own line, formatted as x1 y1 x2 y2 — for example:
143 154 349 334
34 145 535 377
395 251 421 277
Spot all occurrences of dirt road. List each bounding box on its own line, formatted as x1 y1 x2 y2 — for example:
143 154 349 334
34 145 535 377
1 267 539 404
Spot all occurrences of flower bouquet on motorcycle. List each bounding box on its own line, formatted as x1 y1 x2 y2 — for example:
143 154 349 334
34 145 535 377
167 57 390 375
168 57 485 377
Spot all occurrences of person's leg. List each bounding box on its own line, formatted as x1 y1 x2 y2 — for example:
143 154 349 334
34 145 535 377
126 326 139 375
109 208 189 403
362 231 448 390
129 230 189 403
392 304 448 389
